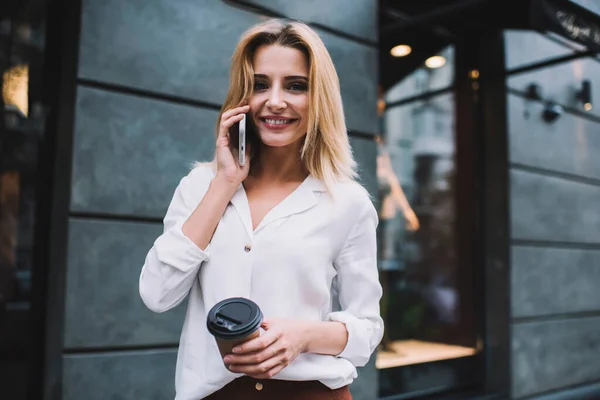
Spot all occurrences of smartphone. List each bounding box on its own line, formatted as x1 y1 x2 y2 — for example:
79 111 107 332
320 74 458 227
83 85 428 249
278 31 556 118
238 113 246 166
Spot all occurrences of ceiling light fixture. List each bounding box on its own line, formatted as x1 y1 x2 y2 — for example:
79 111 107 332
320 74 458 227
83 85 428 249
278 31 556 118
425 55 446 69
390 44 412 57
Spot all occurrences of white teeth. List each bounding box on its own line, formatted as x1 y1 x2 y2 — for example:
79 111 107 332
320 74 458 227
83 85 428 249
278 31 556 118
265 119 292 125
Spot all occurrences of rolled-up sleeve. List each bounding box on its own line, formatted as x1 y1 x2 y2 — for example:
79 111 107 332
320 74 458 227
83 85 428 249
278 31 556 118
328 198 384 367
139 167 211 313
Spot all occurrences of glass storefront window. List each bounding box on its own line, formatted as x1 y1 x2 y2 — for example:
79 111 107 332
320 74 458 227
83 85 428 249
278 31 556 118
376 46 479 394
0 5 48 398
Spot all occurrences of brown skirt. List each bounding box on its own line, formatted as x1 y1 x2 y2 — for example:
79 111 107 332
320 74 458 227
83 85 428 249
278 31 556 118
203 376 352 400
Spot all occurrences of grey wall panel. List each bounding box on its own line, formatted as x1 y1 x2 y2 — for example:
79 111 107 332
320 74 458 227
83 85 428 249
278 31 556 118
239 0 377 41
507 56 600 119
571 0 600 14
79 0 260 104
526 382 600 400
79 0 377 132
79 0 377 133
511 246 600 318
511 169 600 243
320 31 379 133
508 94 600 180
350 135 378 203
64 219 186 349
350 356 378 400
63 349 177 400
71 87 217 217
512 317 600 398
504 30 575 70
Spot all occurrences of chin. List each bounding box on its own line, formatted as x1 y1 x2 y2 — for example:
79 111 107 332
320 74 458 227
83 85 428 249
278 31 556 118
258 132 302 148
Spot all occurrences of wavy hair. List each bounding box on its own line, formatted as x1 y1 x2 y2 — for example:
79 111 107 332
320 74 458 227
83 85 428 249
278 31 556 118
216 19 358 187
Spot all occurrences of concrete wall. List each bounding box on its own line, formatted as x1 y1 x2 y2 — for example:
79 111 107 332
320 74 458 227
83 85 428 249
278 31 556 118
505 30 600 399
61 1 380 399
571 0 600 15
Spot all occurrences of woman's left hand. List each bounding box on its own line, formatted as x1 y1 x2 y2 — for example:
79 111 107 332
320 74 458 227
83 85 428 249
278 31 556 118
223 318 310 379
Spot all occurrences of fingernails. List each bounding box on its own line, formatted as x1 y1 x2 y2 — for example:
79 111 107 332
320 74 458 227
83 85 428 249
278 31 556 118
232 347 241 353
224 356 232 363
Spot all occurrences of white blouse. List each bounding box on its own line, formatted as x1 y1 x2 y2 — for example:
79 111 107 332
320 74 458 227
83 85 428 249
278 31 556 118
139 164 384 400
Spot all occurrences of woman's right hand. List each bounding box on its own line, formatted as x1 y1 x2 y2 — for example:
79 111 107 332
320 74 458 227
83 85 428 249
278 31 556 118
215 104 251 185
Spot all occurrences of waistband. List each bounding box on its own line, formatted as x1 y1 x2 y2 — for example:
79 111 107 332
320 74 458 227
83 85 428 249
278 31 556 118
204 376 352 400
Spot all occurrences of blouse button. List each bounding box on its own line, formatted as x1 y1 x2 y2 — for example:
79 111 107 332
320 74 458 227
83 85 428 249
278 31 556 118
244 245 252 252
255 382 263 391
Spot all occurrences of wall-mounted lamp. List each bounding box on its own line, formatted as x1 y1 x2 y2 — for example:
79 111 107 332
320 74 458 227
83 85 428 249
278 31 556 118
523 83 542 120
576 80 592 111
525 83 542 101
542 102 563 123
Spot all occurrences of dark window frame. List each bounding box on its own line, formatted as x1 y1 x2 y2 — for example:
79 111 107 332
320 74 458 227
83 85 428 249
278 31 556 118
29 0 82 399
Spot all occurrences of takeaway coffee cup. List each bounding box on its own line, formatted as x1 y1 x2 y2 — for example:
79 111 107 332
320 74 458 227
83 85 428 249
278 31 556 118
206 297 263 360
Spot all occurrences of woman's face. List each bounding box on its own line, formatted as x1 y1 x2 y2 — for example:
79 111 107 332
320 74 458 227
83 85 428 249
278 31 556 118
248 44 309 149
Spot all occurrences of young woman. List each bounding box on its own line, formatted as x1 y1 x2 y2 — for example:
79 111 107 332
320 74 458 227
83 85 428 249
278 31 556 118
139 19 383 400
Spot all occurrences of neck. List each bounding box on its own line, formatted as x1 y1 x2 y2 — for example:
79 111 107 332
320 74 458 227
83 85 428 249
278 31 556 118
251 142 308 183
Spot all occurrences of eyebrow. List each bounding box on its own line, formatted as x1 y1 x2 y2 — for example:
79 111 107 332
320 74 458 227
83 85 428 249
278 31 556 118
254 74 308 81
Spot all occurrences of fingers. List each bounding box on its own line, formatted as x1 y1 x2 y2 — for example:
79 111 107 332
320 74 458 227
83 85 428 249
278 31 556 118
240 142 252 171
228 354 278 377
226 342 281 366
260 319 272 330
216 135 229 148
218 105 250 139
254 363 286 380
232 330 279 355
227 346 289 379
218 113 245 139
222 104 249 121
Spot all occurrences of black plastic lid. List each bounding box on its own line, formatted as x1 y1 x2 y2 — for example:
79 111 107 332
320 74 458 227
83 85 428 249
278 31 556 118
206 297 263 340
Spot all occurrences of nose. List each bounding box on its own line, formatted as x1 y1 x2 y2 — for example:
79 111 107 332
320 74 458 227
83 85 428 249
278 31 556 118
266 87 286 111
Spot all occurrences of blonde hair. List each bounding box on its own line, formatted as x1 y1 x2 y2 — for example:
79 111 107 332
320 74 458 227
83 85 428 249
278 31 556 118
217 19 358 187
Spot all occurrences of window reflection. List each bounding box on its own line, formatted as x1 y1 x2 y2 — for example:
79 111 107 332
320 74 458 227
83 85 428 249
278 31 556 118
376 46 477 370
385 46 455 103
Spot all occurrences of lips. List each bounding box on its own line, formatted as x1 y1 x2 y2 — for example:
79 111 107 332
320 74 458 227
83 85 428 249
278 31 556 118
258 116 298 130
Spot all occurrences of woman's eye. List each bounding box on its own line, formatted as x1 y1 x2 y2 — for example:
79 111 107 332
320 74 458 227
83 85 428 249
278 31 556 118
254 82 268 91
289 83 308 92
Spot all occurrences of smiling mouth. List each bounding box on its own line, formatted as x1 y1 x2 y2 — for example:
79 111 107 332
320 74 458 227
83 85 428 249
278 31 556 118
260 118 297 125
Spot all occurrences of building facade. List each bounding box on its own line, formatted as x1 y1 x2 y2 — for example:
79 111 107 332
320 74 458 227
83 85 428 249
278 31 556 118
1 0 600 399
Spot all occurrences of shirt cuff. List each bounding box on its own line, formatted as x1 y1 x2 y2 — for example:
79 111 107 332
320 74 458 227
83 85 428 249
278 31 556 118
154 221 210 272
327 311 373 367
